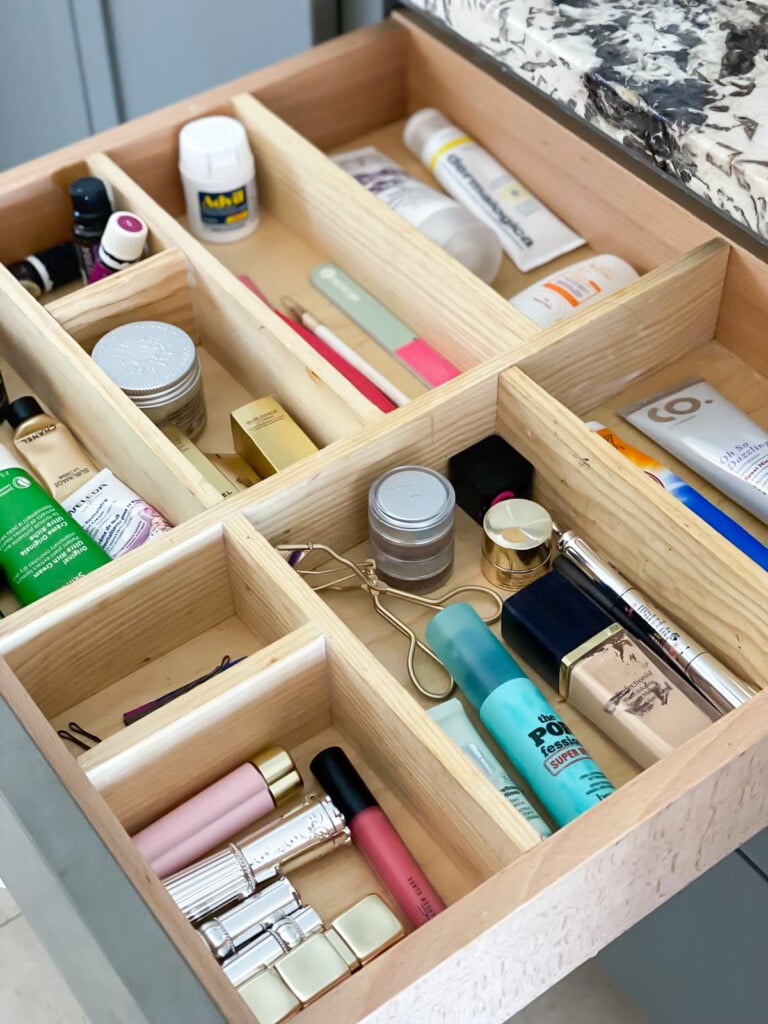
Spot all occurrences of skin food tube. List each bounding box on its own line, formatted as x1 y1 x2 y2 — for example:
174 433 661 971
622 378 768 525
404 108 585 272
0 445 109 603
428 699 551 837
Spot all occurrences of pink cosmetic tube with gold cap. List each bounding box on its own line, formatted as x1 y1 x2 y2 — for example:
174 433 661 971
132 746 302 879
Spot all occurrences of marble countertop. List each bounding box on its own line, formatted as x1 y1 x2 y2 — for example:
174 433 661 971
406 0 768 240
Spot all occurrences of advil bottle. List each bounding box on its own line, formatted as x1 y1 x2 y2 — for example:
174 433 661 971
179 116 259 244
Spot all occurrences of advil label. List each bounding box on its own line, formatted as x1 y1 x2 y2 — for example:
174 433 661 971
544 745 590 777
198 185 249 227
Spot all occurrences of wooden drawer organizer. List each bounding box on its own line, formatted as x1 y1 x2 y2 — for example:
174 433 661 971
2 12 768 1024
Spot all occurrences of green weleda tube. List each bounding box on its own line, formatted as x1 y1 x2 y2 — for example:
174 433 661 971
0 445 110 604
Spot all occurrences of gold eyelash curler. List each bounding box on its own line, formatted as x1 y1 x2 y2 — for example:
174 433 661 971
277 542 502 700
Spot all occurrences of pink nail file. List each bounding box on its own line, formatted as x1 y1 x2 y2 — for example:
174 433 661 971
310 263 460 387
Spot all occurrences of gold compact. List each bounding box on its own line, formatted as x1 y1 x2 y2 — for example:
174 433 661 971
274 932 351 1005
231 397 318 478
481 498 552 591
328 894 405 968
238 969 300 1023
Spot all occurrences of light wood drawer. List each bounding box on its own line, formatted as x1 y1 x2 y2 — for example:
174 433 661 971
1 12 768 1024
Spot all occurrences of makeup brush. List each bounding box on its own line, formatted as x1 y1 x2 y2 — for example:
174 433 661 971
282 297 410 408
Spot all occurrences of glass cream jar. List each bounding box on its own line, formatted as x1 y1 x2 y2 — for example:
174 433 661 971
92 321 207 439
368 465 455 593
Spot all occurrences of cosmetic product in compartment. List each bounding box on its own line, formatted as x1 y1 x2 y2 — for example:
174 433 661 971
481 497 552 590
231 397 319 478
311 746 445 928
554 531 758 713
93 321 207 440
622 378 768 526
428 699 551 838
427 604 615 826
70 175 113 280
332 145 502 284
590 422 768 571
449 434 534 525
403 107 584 273
132 746 302 878
7 242 81 300
368 465 456 593
502 571 713 769
0 445 110 605
509 254 638 326
7 396 98 500
88 211 148 283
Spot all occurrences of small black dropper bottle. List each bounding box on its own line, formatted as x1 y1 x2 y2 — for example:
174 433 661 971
69 177 112 280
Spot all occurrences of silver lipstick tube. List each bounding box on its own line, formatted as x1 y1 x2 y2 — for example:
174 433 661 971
198 877 301 961
165 794 349 923
558 530 759 713
223 906 324 988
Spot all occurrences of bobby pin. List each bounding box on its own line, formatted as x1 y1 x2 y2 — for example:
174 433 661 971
122 655 247 726
57 721 101 753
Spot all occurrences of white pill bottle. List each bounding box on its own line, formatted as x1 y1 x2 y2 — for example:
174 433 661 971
179 116 259 243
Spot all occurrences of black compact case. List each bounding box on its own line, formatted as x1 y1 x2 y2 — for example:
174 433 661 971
448 434 533 525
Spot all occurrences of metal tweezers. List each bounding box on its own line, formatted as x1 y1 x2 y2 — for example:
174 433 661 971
278 542 502 700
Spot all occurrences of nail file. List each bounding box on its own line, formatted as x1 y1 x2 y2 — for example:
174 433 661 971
236 274 395 413
310 263 460 387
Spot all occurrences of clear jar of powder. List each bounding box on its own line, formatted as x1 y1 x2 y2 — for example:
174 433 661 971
92 321 207 439
368 465 456 593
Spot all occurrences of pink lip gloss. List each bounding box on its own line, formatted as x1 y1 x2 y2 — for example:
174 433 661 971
310 747 445 929
132 746 302 878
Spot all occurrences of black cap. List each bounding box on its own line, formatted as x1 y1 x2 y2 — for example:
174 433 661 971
69 177 112 224
36 242 81 288
448 435 533 525
502 571 614 691
310 746 377 821
552 555 617 618
0 371 8 422
7 396 44 429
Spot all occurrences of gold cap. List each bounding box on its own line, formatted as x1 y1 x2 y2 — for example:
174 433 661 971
238 969 300 1023
330 895 405 967
274 932 351 1005
481 498 552 591
251 746 303 805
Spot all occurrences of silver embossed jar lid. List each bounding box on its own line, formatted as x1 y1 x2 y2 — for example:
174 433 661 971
92 320 199 409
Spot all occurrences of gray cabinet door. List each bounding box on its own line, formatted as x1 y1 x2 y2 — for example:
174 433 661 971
0 2 93 170
102 0 339 121
599 849 768 1023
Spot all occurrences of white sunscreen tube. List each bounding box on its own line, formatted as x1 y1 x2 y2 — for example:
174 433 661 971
63 468 172 556
404 108 585 272
428 698 551 838
332 145 502 284
509 254 638 327
622 378 768 525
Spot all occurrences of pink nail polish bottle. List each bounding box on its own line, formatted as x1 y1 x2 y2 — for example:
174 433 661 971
133 746 302 878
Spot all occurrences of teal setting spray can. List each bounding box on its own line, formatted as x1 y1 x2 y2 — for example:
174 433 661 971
426 603 614 827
